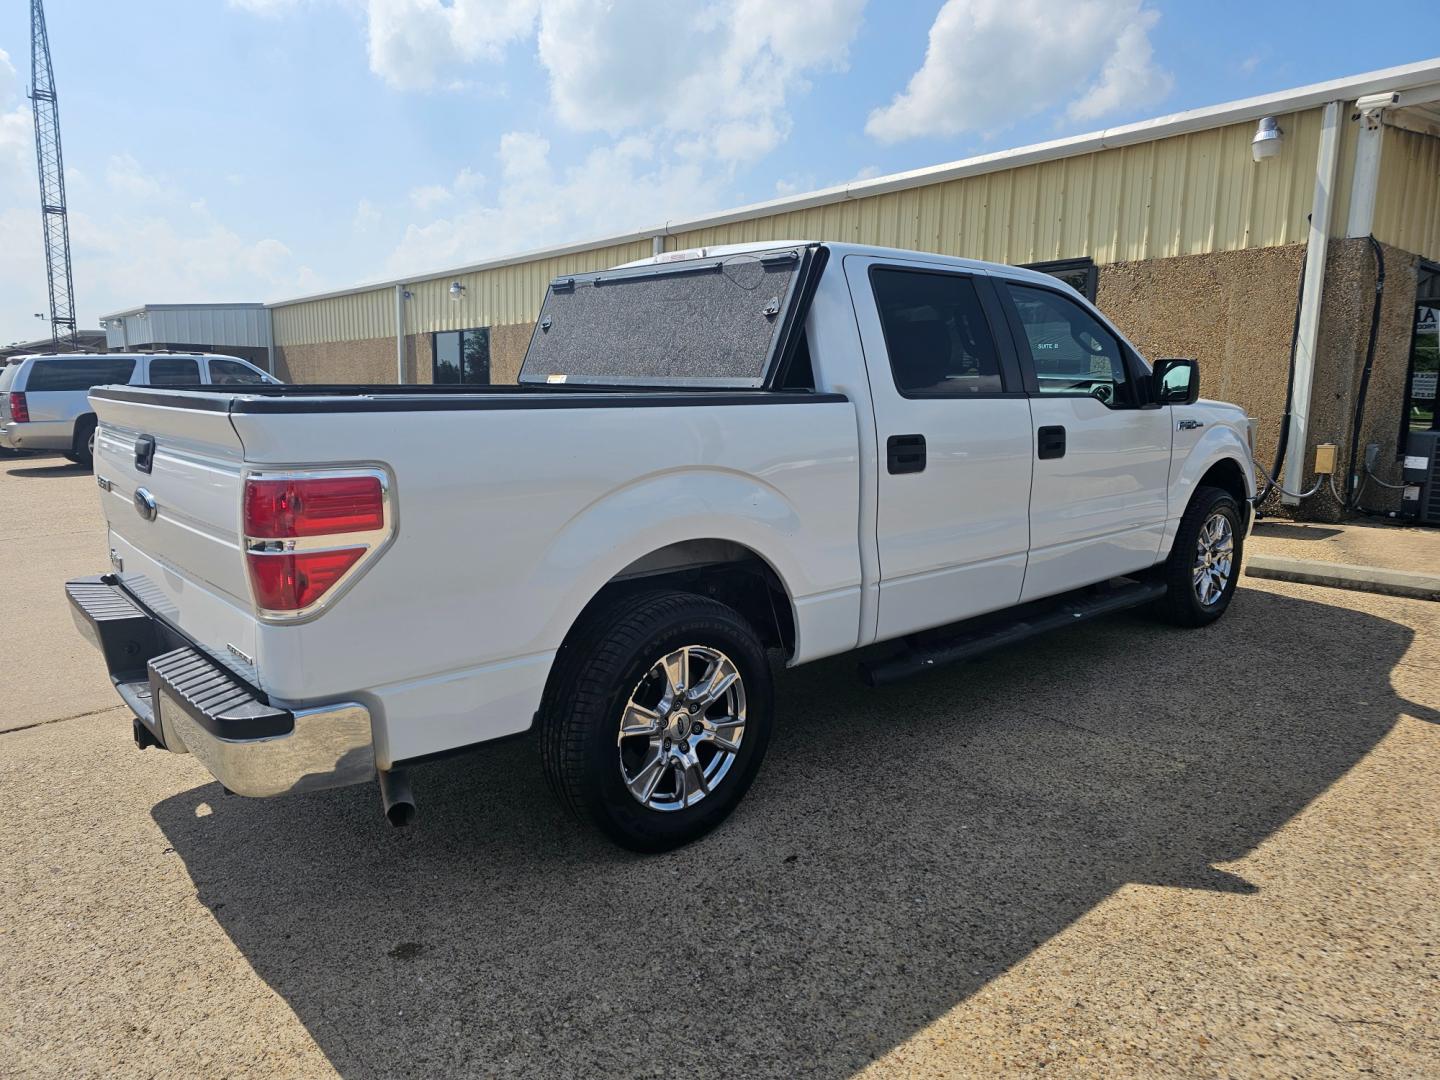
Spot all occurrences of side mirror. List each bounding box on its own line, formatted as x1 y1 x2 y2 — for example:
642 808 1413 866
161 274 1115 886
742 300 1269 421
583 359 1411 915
1153 358 1199 405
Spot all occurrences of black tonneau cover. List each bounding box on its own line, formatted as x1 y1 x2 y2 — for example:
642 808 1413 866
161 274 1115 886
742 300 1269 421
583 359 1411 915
519 243 825 389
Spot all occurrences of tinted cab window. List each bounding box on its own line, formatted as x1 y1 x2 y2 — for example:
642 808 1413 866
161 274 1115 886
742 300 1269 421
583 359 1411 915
147 357 202 386
871 268 1003 396
207 358 269 386
24 357 137 391
1006 284 1130 405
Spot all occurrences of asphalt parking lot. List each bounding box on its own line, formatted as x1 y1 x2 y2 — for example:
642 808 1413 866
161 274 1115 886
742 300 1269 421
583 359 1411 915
2 452 1437 1079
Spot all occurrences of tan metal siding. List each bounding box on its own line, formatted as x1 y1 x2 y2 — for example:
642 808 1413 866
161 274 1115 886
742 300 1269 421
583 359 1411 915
404 239 653 333
272 239 654 346
1374 125 1440 261
272 289 394 347
670 109 1333 265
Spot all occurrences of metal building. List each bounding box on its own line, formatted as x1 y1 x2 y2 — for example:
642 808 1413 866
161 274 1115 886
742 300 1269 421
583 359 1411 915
99 303 274 372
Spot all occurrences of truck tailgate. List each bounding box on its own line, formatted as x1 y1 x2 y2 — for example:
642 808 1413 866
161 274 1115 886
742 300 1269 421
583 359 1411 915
91 392 260 682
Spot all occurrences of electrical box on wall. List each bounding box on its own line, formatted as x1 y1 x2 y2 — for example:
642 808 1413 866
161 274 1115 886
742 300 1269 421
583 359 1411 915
1312 443 1337 475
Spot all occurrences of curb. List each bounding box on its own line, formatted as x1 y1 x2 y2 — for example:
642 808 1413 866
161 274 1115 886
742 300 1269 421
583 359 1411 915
1245 555 1440 602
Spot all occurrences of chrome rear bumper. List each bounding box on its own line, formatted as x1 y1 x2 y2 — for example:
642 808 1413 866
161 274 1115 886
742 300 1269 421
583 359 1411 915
66 575 374 797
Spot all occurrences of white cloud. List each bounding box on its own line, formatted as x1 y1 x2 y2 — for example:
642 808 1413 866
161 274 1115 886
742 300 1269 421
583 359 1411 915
408 183 452 211
365 0 539 90
1067 15 1172 121
353 198 382 232
234 1 865 164
537 0 864 162
384 130 726 278
866 0 1172 143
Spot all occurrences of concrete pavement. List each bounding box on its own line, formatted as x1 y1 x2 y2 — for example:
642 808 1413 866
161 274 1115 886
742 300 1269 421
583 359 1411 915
2 453 1438 1078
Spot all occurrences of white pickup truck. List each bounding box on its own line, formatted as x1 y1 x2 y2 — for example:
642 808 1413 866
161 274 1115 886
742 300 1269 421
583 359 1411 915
69 242 1255 851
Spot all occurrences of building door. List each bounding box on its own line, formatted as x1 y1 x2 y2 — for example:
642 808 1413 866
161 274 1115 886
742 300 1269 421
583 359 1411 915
998 281 1173 601
1403 262 1439 437
844 255 1034 640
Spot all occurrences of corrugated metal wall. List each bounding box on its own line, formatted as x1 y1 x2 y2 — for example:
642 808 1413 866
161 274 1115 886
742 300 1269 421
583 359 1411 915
107 305 272 350
272 240 654 347
403 239 655 333
273 107 1380 347
671 110 1341 264
1374 125 1440 262
271 289 395 347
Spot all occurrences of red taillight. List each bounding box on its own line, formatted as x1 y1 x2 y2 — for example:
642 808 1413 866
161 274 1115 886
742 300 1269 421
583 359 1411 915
247 548 366 611
242 472 388 615
7 392 28 423
244 475 384 538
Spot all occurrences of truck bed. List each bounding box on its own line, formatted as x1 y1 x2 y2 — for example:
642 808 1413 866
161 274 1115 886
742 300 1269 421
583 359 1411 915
87 382 862 767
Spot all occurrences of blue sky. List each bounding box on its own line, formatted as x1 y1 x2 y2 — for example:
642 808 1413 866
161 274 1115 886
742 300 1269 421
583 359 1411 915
0 0 1436 343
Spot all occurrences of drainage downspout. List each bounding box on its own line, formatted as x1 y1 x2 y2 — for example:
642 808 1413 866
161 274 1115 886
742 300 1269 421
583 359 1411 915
1282 100 1343 506
394 283 407 384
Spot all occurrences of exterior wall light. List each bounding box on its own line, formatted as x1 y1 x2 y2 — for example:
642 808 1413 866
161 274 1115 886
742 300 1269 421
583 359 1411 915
1252 116 1283 162
449 282 465 300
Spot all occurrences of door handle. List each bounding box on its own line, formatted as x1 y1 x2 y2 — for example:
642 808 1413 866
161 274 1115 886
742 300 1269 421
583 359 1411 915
887 434 926 474
1037 425 1066 460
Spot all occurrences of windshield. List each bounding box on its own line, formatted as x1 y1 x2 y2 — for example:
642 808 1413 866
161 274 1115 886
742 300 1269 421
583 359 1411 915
518 247 810 388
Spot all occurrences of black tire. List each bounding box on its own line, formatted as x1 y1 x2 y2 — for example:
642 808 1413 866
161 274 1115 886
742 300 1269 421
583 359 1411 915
540 589 773 852
1153 485 1244 627
62 452 81 464
72 416 97 468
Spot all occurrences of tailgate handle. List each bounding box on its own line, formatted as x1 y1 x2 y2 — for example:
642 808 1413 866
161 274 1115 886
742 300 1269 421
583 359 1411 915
134 435 155 474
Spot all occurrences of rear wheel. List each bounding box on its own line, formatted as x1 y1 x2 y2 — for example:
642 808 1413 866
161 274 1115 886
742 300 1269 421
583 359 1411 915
72 416 97 468
540 590 773 852
1153 485 1243 627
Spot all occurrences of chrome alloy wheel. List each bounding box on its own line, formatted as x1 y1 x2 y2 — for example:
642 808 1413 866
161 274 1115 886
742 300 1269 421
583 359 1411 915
617 645 747 813
1193 511 1234 606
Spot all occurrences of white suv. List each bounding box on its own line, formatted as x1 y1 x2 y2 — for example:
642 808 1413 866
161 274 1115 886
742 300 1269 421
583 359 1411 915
0 352 279 466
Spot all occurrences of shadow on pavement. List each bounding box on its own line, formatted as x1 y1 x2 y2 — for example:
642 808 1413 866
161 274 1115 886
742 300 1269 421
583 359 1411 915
152 587 1435 1078
1250 521 1343 542
6 460 90 478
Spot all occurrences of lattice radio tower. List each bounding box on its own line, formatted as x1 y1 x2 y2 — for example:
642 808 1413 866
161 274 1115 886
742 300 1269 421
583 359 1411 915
30 0 77 348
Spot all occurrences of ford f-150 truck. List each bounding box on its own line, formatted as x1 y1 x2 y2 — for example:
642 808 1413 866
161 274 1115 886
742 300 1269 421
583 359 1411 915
68 242 1255 851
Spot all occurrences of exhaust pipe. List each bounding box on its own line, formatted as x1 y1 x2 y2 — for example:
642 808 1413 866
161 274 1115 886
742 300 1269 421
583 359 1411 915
378 768 416 827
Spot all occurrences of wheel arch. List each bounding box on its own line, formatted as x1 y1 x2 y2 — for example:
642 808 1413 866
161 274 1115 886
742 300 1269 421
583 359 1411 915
557 537 798 662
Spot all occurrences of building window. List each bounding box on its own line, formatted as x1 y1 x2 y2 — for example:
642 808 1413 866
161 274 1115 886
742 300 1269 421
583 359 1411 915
1022 258 1098 302
433 328 491 384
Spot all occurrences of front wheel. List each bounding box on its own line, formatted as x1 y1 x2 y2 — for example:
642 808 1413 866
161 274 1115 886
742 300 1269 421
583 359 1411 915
1153 485 1244 627
540 590 774 852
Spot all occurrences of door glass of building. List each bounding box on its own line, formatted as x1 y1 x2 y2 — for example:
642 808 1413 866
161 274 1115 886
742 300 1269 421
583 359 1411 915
433 328 491 384
1407 263 1439 434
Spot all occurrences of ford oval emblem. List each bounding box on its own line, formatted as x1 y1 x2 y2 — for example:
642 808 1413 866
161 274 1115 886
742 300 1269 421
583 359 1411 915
133 487 158 522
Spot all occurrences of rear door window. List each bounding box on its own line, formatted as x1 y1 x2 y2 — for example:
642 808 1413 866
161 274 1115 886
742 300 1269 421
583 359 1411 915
146 357 202 386
870 268 1004 396
207 358 269 385
24 357 137 391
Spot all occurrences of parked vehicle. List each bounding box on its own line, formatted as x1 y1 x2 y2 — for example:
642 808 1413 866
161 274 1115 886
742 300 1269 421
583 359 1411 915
67 242 1255 850
1 352 278 466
